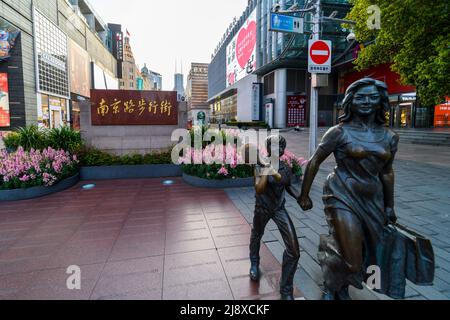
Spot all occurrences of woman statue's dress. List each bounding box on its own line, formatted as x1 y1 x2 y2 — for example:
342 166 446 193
317 123 406 299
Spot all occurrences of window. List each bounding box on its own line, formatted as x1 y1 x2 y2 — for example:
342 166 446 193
264 72 275 95
34 9 70 98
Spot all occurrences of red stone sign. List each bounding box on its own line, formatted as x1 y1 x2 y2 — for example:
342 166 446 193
91 89 178 126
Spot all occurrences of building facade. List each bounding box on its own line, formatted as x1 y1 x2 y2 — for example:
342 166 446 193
186 63 209 125
0 0 118 130
208 0 354 128
140 64 162 91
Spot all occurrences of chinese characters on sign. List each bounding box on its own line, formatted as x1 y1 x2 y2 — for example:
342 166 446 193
91 90 178 126
287 95 307 127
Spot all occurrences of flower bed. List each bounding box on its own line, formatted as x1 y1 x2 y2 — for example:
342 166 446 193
0 147 79 191
177 127 308 189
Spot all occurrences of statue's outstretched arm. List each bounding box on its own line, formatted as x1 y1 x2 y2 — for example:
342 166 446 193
299 147 331 207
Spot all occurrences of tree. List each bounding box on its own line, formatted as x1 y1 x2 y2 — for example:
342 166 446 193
345 0 449 106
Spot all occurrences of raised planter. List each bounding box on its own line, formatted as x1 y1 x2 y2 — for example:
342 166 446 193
0 174 80 202
182 173 254 189
80 164 182 180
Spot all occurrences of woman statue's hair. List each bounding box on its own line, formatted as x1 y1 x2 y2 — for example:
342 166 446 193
339 78 390 125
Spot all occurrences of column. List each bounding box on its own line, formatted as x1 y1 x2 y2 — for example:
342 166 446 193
274 68 287 129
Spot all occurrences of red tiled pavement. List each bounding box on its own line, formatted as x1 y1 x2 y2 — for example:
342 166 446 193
0 178 304 300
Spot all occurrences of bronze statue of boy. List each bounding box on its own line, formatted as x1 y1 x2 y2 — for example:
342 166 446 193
248 136 301 301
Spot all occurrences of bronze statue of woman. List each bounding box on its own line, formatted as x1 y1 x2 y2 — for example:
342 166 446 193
298 78 402 300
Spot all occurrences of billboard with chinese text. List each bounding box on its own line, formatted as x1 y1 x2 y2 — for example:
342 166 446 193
226 9 257 88
287 95 307 127
91 89 178 126
434 97 450 127
0 73 10 127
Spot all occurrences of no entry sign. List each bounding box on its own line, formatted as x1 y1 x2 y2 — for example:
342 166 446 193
308 40 332 74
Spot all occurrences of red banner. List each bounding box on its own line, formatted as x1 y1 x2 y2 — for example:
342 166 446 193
287 95 307 127
0 73 10 127
91 90 178 126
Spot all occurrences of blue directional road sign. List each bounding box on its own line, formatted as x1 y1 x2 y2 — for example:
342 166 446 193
269 13 304 34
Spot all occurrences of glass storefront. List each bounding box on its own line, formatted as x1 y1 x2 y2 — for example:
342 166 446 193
210 94 238 124
39 94 69 129
388 93 432 128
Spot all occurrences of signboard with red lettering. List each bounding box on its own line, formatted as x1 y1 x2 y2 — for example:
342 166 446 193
308 40 332 74
91 90 178 126
434 97 450 127
287 95 307 127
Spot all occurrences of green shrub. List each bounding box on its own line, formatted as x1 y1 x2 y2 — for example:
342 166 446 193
2 132 21 151
226 121 269 129
2 126 82 153
77 147 173 167
16 125 47 151
47 126 82 153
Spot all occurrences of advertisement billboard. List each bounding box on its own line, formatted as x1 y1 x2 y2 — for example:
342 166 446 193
226 9 257 88
68 39 90 98
92 63 119 90
0 18 20 62
0 73 10 127
91 89 178 126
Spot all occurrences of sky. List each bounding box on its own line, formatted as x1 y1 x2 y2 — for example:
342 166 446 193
89 0 248 90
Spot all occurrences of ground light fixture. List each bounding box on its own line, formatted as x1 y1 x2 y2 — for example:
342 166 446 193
81 184 96 190
163 180 175 186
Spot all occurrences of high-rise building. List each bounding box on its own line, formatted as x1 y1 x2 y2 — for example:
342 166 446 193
173 68 186 102
186 63 209 125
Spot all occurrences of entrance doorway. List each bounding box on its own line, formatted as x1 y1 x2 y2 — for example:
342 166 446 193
50 107 63 129
395 103 413 128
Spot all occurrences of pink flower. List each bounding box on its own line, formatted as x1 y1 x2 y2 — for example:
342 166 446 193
218 166 229 176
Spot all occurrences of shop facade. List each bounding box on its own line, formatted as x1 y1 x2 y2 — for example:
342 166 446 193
340 63 433 128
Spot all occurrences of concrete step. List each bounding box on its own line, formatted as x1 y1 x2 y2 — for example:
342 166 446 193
395 130 450 146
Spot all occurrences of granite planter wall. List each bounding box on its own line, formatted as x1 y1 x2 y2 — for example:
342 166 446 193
0 174 80 202
80 164 182 180
182 173 254 189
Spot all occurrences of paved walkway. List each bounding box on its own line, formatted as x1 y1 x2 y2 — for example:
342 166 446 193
0 178 302 300
227 130 450 300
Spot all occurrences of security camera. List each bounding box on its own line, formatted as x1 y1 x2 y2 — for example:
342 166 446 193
272 4 281 13
346 32 356 42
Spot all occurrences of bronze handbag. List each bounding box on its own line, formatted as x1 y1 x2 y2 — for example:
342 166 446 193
395 223 435 286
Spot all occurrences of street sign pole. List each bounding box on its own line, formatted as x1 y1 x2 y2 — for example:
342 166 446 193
309 0 321 159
